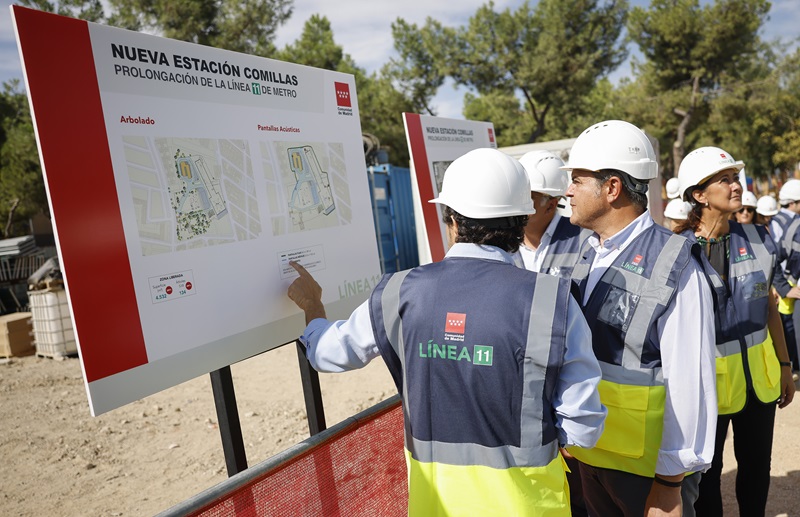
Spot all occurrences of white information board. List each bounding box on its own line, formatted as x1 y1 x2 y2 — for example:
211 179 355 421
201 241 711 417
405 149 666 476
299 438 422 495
13 6 381 415
403 113 497 263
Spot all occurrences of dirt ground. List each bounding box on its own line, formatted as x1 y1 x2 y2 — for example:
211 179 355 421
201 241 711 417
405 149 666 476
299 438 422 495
1 350 798 517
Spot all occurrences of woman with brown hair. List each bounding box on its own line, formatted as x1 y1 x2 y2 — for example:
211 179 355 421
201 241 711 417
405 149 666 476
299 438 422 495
675 146 795 517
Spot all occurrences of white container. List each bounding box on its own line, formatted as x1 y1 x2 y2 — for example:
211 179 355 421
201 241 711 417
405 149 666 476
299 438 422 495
28 288 77 357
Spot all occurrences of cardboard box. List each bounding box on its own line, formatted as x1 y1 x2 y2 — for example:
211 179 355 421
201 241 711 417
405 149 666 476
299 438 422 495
0 312 34 357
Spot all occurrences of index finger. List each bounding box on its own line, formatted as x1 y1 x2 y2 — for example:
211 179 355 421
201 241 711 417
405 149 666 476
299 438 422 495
289 261 311 277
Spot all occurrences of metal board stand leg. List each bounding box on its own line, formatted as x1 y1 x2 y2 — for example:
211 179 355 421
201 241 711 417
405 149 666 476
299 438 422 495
296 340 326 436
210 366 248 476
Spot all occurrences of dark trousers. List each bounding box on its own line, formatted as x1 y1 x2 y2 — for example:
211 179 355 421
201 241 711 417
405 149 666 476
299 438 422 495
564 455 588 517
578 462 653 516
781 313 799 369
694 396 777 517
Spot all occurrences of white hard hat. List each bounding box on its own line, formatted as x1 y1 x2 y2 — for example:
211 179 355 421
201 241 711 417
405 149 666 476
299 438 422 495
519 150 568 196
741 191 757 207
678 146 744 201
666 177 681 199
430 148 536 219
562 120 658 181
664 199 691 220
756 195 779 216
779 179 800 205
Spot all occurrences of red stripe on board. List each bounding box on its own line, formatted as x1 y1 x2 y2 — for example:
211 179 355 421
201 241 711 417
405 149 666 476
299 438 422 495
14 7 148 382
404 113 445 262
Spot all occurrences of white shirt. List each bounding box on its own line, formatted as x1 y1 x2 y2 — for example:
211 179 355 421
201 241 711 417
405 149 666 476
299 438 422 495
583 212 717 476
515 214 563 272
301 243 607 449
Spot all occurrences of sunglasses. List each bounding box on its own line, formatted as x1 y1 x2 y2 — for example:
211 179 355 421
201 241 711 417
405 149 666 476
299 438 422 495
738 207 755 214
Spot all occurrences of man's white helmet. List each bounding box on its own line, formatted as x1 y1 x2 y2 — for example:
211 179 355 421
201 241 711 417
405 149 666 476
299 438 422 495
430 148 536 219
664 199 691 220
519 150 568 197
678 146 744 201
741 191 757 208
562 120 658 181
756 195 780 216
666 177 681 199
779 179 800 205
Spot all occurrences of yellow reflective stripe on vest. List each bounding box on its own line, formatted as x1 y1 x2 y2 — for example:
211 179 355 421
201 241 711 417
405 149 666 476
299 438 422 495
406 449 570 517
568 381 666 477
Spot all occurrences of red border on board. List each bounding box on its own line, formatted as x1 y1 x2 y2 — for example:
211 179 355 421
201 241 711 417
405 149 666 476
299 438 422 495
403 113 445 262
14 7 148 382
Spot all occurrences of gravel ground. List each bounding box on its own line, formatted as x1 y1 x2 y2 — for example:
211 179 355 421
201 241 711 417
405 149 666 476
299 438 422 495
0 351 798 516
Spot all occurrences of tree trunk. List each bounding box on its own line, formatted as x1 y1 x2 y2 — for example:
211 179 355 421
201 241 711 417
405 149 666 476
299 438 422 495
4 198 20 238
672 75 700 176
524 96 549 144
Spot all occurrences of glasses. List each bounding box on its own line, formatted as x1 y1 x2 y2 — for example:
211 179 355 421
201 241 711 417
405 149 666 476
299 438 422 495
738 207 755 214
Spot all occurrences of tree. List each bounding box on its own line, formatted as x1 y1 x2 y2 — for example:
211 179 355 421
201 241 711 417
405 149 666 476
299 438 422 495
18 0 105 22
107 0 292 57
385 18 450 117
396 0 628 144
0 81 47 238
278 15 421 164
704 46 800 182
627 0 770 175
771 49 800 176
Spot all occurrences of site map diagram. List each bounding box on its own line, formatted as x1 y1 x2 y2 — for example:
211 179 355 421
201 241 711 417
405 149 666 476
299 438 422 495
124 137 261 255
262 141 352 236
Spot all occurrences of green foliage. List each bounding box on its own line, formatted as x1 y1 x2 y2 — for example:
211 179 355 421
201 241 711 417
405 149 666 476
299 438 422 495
625 0 772 177
462 90 527 147
385 18 449 116
418 0 629 143
19 0 105 22
357 72 417 165
0 81 47 238
277 14 349 71
277 15 420 165
10 0 800 191
107 0 292 57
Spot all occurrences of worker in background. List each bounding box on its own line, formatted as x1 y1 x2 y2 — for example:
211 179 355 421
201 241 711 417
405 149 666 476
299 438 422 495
756 195 798 376
663 198 691 231
733 190 758 224
514 150 591 277
675 147 795 517
666 177 681 200
771 180 800 379
287 148 607 516
513 150 592 516
756 195 779 226
562 120 717 517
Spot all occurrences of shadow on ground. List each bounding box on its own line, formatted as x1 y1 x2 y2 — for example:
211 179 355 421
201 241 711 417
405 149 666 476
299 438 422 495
720 469 800 516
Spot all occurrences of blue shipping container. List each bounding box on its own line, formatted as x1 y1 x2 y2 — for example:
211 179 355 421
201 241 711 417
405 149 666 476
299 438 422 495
368 165 419 274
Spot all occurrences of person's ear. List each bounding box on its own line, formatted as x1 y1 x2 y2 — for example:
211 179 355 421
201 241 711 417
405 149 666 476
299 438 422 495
605 176 624 203
692 188 707 207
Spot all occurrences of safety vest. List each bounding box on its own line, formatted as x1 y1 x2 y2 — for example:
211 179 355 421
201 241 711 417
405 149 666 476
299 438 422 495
539 218 593 279
691 222 782 415
766 211 799 314
369 256 572 516
567 225 694 478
